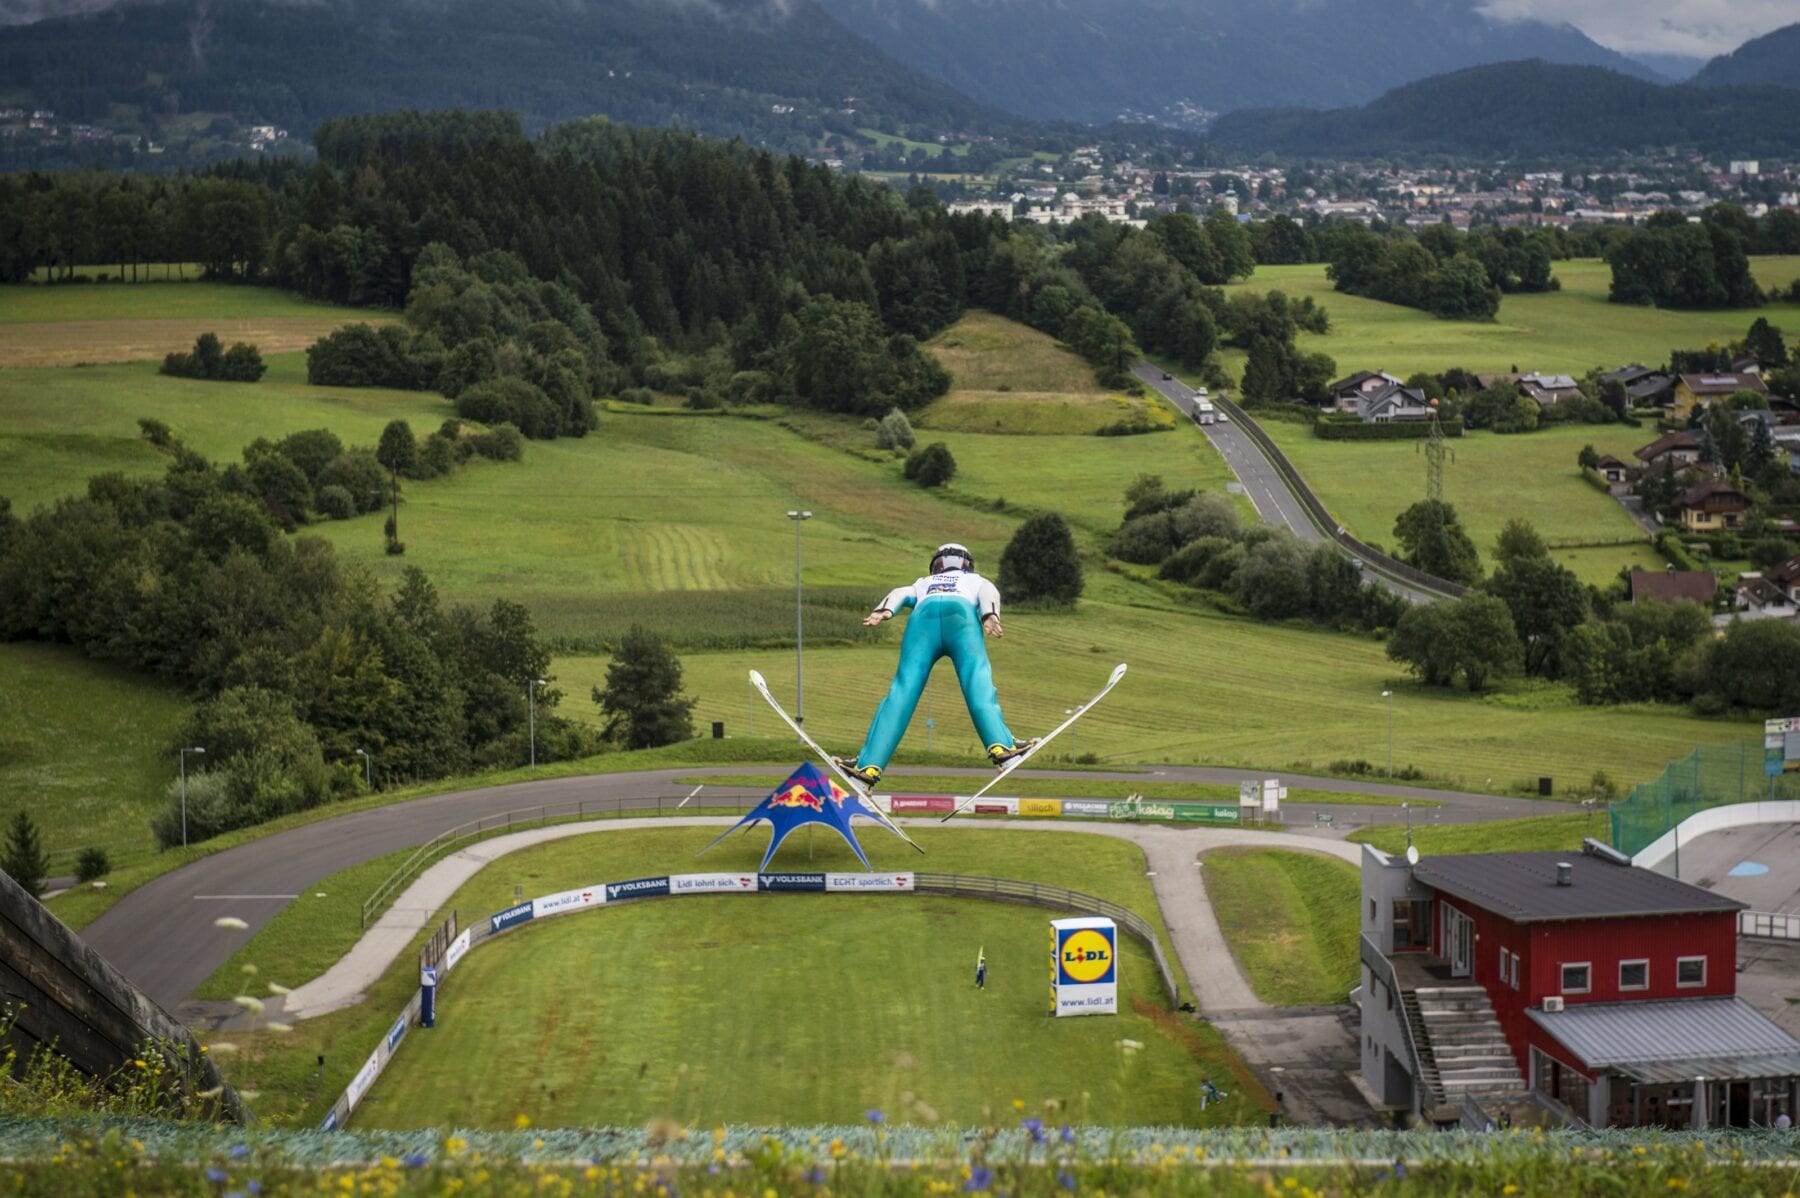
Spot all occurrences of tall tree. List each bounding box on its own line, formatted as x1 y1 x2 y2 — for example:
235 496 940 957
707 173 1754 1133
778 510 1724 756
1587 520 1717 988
999 513 1084 606
593 626 697 749
1 810 48 895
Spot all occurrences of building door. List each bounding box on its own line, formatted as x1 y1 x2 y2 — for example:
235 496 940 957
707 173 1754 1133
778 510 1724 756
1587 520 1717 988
1447 906 1472 978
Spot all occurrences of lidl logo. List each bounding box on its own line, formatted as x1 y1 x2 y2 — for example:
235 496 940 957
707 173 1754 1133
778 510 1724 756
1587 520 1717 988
1058 928 1116 984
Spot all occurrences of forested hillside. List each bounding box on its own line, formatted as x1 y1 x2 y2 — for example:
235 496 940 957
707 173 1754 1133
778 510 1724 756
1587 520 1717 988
1689 23 1800 90
0 0 1029 160
1208 61 1800 159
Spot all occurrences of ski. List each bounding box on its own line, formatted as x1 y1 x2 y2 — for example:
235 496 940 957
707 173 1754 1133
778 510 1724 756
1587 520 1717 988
747 670 924 854
940 663 1128 823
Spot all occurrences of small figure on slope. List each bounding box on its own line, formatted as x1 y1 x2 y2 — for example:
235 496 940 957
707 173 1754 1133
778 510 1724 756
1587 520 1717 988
835 542 1035 790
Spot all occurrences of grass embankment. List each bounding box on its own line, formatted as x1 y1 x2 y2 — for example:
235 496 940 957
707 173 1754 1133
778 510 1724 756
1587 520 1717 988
1224 256 1800 378
0 642 189 866
209 827 1254 1129
1202 849 1360 1007
1264 422 1660 587
1349 812 1593 857
679 774 1432 807
0 279 390 368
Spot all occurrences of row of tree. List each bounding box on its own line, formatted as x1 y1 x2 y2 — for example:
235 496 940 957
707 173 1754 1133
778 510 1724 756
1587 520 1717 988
1108 477 1407 631
1607 208 1769 310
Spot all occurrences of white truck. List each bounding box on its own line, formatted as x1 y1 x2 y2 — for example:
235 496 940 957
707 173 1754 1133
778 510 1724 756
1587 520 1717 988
1193 397 1216 425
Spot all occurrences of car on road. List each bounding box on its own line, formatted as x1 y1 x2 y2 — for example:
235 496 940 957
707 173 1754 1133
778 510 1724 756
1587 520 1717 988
1161 371 1172 380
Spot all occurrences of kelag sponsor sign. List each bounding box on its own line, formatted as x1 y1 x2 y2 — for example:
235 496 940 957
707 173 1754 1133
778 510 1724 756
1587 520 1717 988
489 902 534 933
605 876 670 902
758 872 826 891
670 872 759 894
825 872 914 892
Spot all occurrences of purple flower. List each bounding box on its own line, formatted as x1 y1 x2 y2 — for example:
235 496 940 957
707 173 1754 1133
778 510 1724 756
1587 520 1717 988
805 1166 828 1185
966 1164 993 1191
206 1167 227 1183
866 1109 886 1125
1059 1125 1075 1146
247 1184 262 1196
1058 1170 1077 1192
404 1152 430 1168
1021 1118 1044 1144
229 1145 250 1159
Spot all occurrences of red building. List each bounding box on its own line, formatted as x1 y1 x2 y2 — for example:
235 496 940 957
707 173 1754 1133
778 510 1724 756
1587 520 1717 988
1359 842 1800 1127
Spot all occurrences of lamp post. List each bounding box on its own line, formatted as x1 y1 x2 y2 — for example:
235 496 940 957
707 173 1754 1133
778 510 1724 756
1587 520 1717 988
1065 709 1077 761
1402 801 1412 852
786 510 812 726
529 678 547 767
178 746 205 847
355 748 372 790
1381 689 1393 778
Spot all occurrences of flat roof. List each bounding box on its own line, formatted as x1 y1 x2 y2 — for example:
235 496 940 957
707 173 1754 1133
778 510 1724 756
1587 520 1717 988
1411 851 1743 924
1529 998 1800 1081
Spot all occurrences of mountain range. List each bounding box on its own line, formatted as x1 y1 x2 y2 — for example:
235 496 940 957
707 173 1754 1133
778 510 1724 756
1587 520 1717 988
812 0 1675 123
1689 22 1800 90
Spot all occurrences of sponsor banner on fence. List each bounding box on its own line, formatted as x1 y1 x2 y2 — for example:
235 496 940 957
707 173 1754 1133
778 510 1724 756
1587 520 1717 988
344 1048 382 1111
444 928 471 972
973 801 1015 815
534 887 604 919
671 872 759 894
1175 804 1240 824
889 795 953 813
605 876 670 902
1019 798 1063 817
385 1010 409 1054
489 902 534 934
1061 799 1112 817
825 872 915 892
758 872 827 891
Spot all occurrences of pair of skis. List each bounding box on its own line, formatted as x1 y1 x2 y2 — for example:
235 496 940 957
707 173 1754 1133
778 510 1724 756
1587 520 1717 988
748 662 1127 828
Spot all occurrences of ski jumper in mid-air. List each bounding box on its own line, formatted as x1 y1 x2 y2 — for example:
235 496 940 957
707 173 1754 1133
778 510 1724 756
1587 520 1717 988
837 543 1034 790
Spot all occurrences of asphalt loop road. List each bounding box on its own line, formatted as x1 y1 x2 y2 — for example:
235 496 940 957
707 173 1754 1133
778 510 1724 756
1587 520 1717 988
84 764 1558 1010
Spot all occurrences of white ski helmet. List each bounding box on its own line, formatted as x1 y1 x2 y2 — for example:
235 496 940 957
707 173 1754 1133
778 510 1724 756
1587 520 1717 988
930 543 974 574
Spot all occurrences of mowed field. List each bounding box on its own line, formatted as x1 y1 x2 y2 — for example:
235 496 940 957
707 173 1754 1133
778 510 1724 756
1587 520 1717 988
1264 422 1657 586
1223 256 1800 378
1201 848 1360 1007
0 641 190 864
0 279 393 368
915 311 1175 435
346 827 1251 1130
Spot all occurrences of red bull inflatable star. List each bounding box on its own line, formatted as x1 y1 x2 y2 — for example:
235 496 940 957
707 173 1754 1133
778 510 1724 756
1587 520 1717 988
698 761 911 871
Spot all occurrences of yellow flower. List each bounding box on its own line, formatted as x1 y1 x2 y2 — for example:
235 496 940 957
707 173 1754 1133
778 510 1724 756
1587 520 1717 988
1668 1182 1688 1192
1503 1187 1518 1196
515 1113 533 1129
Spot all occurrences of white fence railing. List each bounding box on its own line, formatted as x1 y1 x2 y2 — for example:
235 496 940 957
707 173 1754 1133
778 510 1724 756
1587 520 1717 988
1740 910 1800 941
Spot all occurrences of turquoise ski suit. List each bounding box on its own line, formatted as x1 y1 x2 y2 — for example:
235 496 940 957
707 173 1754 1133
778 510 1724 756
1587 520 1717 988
855 569 1017 771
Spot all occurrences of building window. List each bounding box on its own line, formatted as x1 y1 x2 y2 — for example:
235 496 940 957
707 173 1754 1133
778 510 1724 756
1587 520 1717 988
1677 956 1707 988
1498 945 1508 982
1561 962 1591 994
1510 951 1521 991
1619 959 1649 991
1369 898 1377 923
1392 899 1432 950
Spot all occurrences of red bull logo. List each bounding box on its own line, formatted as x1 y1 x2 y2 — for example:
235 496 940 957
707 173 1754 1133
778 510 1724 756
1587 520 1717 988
769 783 824 811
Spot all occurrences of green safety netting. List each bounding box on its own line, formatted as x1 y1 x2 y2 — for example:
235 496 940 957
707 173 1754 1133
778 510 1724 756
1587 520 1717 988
1611 737 1800 858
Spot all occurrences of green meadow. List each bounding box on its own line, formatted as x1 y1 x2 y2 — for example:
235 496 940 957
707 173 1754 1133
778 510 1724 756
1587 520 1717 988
1223 256 1800 378
1202 848 1361 1007
1264 421 1657 586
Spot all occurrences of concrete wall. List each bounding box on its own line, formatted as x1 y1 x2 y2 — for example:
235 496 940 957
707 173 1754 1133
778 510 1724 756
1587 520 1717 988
1631 800 1800 875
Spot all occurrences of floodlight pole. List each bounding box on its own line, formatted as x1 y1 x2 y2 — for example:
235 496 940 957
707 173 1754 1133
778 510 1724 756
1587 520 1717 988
787 511 812 727
178 746 205 848
529 678 547 767
1382 689 1393 778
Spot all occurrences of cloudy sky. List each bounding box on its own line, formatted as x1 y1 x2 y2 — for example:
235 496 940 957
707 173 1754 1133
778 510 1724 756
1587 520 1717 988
1479 0 1793 57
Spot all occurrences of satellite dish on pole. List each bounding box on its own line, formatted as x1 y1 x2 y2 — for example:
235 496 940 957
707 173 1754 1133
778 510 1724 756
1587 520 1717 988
1405 845 1420 866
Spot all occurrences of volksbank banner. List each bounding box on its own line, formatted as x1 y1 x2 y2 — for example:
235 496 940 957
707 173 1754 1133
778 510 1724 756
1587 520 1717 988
605 876 671 901
444 928 471 971
670 873 760 894
757 872 827 891
825 872 915 892
1061 799 1112 817
489 902 534 934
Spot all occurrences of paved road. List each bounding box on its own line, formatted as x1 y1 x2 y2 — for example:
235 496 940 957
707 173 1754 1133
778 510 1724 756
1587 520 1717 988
85 764 1562 1011
1132 365 1439 605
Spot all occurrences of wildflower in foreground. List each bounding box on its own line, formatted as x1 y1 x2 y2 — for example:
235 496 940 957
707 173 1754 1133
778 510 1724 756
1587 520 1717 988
1058 1170 1077 1192
966 1164 993 1192
866 1109 885 1124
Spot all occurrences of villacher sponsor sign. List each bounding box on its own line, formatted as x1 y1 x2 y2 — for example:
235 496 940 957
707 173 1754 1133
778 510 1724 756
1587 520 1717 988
489 901 534 933
825 872 915 892
605 876 671 901
757 872 827 891
670 873 759 893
